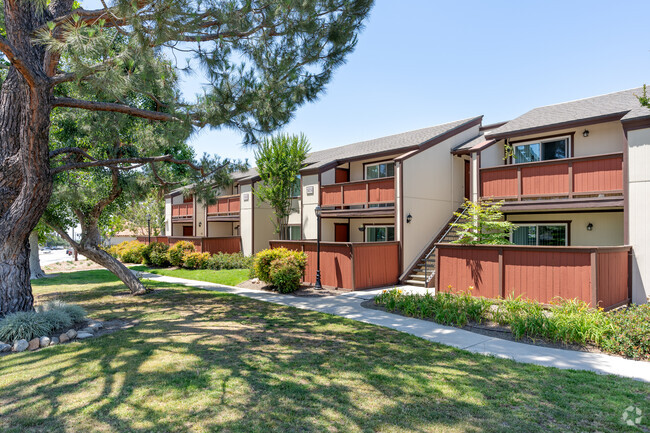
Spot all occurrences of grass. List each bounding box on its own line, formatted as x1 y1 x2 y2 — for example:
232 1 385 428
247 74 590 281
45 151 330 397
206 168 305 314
0 269 647 432
134 266 250 286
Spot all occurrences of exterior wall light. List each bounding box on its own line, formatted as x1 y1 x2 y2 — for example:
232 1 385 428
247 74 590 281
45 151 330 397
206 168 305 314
406 213 413 224
587 223 593 231
583 129 589 137
358 226 365 232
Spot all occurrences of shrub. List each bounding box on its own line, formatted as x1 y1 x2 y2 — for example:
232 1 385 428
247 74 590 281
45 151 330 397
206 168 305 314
41 300 87 323
106 245 121 258
0 311 53 342
168 241 196 267
206 252 254 270
182 252 211 269
254 248 307 293
115 240 147 264
142 242 170 267
40 309 73 331
254 248 288 283
601 304 650 360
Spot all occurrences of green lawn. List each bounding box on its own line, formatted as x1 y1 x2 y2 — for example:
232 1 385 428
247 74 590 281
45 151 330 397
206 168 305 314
134 266 250 286
0 269 648 432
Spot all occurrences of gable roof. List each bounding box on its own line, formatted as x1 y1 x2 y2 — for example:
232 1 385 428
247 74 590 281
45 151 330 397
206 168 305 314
487 87 650 139
300 116 483 172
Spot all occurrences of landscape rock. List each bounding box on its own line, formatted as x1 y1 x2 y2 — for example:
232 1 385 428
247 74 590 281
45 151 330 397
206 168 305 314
39 336 51 348
76 332 93 340
59 333 70 343
28 338 40 351
0 343 11 353
50 337 60 346
13 339 29 352
88 321 103 330
80 327 95 334
66 329 77 339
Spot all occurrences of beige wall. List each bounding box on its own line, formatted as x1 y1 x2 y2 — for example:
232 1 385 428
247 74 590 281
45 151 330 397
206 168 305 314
207 221 236 237
171 223 192 236
401 125 478 268
321 218 395 242
239 184 254 256
195 199 206 237
253 192 276 253
164 197 172 235
506 212 623 246
628 127 650 304
301 174 319 240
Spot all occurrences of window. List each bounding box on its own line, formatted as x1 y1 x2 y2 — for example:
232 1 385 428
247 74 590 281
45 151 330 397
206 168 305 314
290 176 301 198
284 225 301 240
365 162 395 180
511 223 567 246
514 137 568 163
365 225 395 242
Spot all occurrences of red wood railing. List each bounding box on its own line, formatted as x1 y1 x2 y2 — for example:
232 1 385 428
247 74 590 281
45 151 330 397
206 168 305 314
171 203 194 218
435 244 631 310
137 236 241 254
269 240 400 290
320 178 395 207
207 194 240 215
480 153 623 201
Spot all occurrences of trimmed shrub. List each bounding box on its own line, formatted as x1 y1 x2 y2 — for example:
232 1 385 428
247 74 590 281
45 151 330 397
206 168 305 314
206 252 254 270
254 248 307 293
168 241 196 267
115 240 147 264
601 304 650 360
142 242 170 267
182 252 211 269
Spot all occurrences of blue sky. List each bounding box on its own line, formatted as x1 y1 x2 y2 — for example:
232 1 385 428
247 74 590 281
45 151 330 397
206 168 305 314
92 0 650 163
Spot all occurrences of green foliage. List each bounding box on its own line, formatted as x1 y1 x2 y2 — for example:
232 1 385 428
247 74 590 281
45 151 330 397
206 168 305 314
206 252 253 271
254 248 307 292
451 200 516 245
601 304 650 360
181 252 211 270
168 241 196 267
121 191 167 237
142 242 170 267
0 301 86 342
254 134 310 238
113 240 147 264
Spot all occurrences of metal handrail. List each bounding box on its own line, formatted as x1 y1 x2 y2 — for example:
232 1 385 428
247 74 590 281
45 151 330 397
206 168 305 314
423 205 469 285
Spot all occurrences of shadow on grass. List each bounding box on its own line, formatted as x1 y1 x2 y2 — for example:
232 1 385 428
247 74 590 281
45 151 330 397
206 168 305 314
0 270 646 433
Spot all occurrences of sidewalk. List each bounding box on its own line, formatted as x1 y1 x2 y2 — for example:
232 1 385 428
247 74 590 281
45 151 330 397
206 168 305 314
140 272 650 382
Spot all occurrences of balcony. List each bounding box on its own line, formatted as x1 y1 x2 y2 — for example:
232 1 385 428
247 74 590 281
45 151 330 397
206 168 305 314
320 178 395 217
206 194 240 221
171 203 193 220
479 152 623 209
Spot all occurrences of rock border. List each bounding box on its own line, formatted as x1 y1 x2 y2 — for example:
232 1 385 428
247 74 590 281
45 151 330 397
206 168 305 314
0 319 108 354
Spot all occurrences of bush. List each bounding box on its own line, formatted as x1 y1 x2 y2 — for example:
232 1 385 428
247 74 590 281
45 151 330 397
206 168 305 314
168 241 195 267
601 304 650 360
206 252 254 270
0 301 86 342
113 240 147 264
106 245 121 258
142 242 170 267
182 252 211 269
254 248 307 293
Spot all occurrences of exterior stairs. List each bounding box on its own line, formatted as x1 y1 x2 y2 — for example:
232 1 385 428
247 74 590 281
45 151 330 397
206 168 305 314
401 207 467 288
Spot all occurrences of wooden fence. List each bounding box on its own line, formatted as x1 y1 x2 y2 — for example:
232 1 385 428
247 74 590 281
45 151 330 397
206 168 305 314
137 236 241 254
435 243 631 310
269 240 400 290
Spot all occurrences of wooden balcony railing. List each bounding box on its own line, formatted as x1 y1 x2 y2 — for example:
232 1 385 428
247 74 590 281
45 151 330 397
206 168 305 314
320 177 395 207
207 194 240 215
480 152 623 201
171 203 193 218
136 236 241 254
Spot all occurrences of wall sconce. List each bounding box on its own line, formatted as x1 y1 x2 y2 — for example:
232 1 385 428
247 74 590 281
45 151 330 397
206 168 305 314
583 129 589 137
234 225 240 230
358 226 365 232
587 223 593 231
198 222 202 228
406 213 413 224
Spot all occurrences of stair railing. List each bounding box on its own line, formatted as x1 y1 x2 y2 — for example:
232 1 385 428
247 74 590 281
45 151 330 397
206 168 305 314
423 205 469 287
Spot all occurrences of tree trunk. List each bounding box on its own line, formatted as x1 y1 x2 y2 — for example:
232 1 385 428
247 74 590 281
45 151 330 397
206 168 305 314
77 245 147 295
29 232 46 279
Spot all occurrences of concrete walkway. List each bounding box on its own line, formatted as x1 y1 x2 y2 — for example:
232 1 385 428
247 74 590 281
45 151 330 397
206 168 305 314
141 272 650 382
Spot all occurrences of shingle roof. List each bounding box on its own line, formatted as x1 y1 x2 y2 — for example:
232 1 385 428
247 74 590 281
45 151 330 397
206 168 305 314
488 87 650 138
300 116 483 171
452 133 486 152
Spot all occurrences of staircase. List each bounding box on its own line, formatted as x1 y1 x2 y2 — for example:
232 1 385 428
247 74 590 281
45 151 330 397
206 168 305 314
402 206 467 288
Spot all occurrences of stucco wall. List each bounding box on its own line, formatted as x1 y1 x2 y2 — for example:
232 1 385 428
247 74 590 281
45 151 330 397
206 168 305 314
239 184 254 256
401 125 479 268
195 199 206 237
321 217 395 242
253 193 276 253
628 127 650 304
164 197 172 235
301 174 319 240
171 223 192 236
506 212 623 246
207 221 235 237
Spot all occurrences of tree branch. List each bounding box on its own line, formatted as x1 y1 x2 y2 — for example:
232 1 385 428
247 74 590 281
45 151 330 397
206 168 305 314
0 35 39 87
53 97 179 121
53 154 204 174
50 147 97 161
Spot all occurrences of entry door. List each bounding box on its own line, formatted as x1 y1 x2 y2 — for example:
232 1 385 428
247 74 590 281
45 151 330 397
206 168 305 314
183 226 193 236
335 168 349 183
334 224 349 242
464 160 470 199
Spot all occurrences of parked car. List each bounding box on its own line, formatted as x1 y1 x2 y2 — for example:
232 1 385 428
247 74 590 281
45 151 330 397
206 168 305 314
41 247 52 254
66 248 74 256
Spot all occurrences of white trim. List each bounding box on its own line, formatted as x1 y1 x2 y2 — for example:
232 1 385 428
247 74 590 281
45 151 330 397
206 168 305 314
510 223 568 246
512 135 571 163
364 161 395 180
365 225 395 243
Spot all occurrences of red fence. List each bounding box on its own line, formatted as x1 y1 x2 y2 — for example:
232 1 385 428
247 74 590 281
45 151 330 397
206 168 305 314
320 178 395 207
171 203 193 218
480 153 623 201
137 236 241 254
269 240 400 290
435 244 631 310
207 195 240 215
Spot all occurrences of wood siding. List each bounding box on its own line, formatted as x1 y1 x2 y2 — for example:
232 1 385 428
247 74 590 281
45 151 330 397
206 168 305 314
269 240 400 290
207 195 240 215
138 236 241 254
436 244 631 309
320 178 395 207
480 153 623 201
171 203 193 218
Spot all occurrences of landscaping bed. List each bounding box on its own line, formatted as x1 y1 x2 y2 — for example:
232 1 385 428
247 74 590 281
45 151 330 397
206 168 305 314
374 289 650 361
